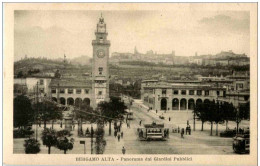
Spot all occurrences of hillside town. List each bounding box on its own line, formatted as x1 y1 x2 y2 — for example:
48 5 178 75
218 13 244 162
110 48 249 66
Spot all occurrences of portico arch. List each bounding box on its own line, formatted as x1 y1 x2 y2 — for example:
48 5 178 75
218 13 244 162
161 98 167 110
60 97 66 105
180 98 187 110
172 98 179 110
67 97 74 106
52 97 57 102
196 99 202 106
75 98 83 108
83 98 90 106
188 99 195 110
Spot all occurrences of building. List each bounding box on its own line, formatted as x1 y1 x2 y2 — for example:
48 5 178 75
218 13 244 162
141 80 226 111
49 78 92 107
14 15 110 109
91 15 110 109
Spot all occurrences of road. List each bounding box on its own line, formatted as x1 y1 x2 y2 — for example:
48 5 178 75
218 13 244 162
104 104 234 154
13 104 235 154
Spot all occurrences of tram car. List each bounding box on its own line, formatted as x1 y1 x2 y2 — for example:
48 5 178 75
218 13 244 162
233 127 250 154
138 122 169 141
126 109 134 120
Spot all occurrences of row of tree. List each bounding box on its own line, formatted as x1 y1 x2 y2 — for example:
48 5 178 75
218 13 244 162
194 100 250 136
24 129 74 154
14 95 63 130
14 95 128 154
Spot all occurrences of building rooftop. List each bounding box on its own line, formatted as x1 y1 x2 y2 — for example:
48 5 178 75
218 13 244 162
49 78 92 88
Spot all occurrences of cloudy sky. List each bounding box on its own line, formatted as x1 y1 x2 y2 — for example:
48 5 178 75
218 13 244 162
14 10 250 61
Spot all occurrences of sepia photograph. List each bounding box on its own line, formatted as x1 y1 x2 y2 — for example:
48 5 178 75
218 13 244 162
3 2 257 166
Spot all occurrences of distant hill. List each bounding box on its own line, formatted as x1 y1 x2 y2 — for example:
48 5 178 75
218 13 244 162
14 57 91 78
69 55 91 65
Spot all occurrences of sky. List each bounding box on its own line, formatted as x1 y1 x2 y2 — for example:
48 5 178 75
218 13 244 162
14 10 250 61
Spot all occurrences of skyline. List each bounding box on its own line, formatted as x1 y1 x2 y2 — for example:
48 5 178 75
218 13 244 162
14 10 250 61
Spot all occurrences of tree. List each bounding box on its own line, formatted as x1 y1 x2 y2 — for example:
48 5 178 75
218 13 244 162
56 130 74 154
221 102 236 130
75 103 96 136
194 103 207 131
41 128 57 154
13 95 34 128
98 97 127 135
24 138 40 154
239 102 250 120
204 101 217 136
235 102 250 133
95 127 106 154
214 102 224 136
35 100 63 129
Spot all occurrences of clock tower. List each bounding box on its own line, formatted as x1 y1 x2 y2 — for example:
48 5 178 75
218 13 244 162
92 15 110 109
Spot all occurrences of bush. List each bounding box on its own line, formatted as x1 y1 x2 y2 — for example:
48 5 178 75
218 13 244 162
24 138 40 154
14 128 34 138
220 130 236 137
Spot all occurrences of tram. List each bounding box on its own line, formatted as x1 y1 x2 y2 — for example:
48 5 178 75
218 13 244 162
233 127 250 154
126 109 134 120
137 122 169 141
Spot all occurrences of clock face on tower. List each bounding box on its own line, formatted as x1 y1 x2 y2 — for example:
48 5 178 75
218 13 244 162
97 49 105 58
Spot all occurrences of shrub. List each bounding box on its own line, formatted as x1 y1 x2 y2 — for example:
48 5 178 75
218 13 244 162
24 138 40 154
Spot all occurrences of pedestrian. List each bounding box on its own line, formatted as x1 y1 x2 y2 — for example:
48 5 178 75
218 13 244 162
169 117 171 121
156 109 157 113
139 120 142 126
60 122 63 128
73 124 75 131
181 128 184 138
121 131 124 138
114 131 117 138
177 126 180 133
122 146 126 154
117 134 121 142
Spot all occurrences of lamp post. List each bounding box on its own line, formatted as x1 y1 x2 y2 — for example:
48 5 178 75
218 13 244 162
35 81 39 142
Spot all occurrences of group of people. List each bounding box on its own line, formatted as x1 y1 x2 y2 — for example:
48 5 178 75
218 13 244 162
113 121 128 154
177 124 191 138
114 121 124 142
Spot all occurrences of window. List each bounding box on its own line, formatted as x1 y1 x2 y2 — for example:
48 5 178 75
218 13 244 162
244 96 249 101
51 88 56 94
236 83 243 90
39 88 44 93
98 91 102 95
162 89 167 95
205 90 209 96
181 90 186 95
173 90 178 95
39 79 44 85
197 90 202 96
189 90 194 95
60 88 65 94
223 91 226 97
217 91 220 96
76 89 82 94
99 67 103 75
68 89 73 94
85 89 89 94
